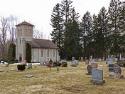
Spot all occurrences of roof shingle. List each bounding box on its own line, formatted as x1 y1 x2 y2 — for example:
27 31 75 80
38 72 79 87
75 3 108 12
27 39 58 49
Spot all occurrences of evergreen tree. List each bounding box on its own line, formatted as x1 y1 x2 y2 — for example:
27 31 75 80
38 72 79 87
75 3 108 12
61 0 73 24
108 0 121 55
64 8 82 59
51 3 64 58
80 11 92 58
61 0 73 41
116 2 125 57
119 1 125 34
8 43 16 62
93 7 108 58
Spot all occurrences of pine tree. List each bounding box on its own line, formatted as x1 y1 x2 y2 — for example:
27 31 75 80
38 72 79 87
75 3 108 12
51 3 64 58
119 1 125 34
108 0 121 55
93 7 108 58
64 8 82 59
80 11 92 58
61 0 73 41
116 2 125 57
61 0 73 24
8 43 16 62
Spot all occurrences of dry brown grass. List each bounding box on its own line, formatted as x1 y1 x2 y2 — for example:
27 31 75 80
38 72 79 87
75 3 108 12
0 62 125 94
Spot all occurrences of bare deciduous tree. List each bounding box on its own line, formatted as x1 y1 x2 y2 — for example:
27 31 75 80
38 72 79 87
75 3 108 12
33 29 43 39
7 15 17 43
0 17 8 59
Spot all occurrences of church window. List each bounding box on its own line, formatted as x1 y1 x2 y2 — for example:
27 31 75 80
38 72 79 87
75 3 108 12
53 50 55 57
20 38 21 44
47 49 49 57
41 50 43 57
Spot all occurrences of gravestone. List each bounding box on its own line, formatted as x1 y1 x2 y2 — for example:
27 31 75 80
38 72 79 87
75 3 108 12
87 65 92 75
71 57 78 67
91 63 98 69
85 59 89 65
27 63 32 69
86 59 97 75
113 64 124 79
71 60 78 67
91 68 105 85
108 64 115 77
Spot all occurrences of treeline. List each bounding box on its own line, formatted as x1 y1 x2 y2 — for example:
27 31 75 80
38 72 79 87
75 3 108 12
0 16 17 61
51 0 125 60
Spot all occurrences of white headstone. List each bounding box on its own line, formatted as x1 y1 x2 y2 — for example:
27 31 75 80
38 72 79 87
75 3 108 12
27 63 32 69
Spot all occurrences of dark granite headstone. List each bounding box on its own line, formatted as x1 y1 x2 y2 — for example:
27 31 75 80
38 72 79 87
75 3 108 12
114 64 123 78
87 65 92 75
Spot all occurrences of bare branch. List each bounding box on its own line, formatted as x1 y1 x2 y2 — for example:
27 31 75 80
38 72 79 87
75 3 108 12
33 29 43 39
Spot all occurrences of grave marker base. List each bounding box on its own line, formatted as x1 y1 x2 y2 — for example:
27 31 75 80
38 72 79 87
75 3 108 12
91 68 105 85
90 79 105 85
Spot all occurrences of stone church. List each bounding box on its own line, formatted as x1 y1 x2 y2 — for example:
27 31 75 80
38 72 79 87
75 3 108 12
16 21 60 63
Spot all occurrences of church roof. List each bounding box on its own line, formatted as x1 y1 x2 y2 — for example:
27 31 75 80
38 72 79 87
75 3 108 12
27 39 58 49
16 21 34 27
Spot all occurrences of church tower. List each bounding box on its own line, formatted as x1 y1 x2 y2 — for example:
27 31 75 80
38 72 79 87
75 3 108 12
16 21 34 61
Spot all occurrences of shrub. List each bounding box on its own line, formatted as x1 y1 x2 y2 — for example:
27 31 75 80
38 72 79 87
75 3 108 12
8 60 18 64
17 64 26 71
53 62 61 67
61 62 67 67
8 43 16 63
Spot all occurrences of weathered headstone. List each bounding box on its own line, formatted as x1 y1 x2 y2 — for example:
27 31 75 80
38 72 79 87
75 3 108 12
87 65 92 75
86 58 97 75
27 63 32 69
109 64 115 77
113 64 124 79
91 63 98 69
71 57 78 67
80 57 83 61
85 59 89 65
91 68 105 85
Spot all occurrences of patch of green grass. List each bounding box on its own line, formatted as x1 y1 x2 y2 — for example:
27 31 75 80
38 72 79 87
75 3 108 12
0 62 125 94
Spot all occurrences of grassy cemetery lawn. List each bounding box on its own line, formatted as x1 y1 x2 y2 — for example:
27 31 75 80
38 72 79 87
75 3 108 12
0 62 125 94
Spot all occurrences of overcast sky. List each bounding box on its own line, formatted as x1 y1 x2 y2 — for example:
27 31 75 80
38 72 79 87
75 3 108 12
0 0 113 39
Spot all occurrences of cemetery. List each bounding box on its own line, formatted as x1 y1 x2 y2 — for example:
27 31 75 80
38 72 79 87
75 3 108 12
0 0 125 94
0 60 125 94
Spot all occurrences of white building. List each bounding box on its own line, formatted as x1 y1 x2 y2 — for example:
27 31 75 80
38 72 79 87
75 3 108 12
16 21 60 63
